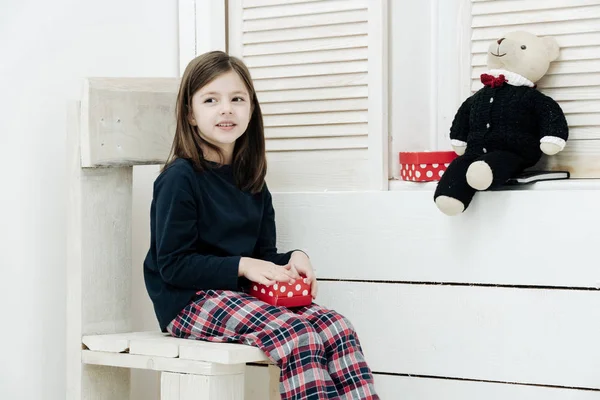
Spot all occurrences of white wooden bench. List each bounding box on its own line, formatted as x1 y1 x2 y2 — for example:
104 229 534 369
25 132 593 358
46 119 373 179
66 78 280 400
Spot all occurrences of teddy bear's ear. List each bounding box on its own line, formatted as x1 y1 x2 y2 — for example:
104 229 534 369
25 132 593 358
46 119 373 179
542 36 560 62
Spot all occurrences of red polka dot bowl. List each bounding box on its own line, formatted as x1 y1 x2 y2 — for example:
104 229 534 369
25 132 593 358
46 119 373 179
399 151 458 182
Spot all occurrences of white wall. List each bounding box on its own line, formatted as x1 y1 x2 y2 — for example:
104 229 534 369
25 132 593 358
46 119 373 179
0 1 178 399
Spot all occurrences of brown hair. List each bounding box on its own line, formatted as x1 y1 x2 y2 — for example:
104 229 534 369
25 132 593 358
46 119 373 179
163 50 267 194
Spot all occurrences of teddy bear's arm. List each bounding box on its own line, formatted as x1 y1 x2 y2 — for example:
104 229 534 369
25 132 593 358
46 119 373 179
449 95 475 147
531 91 569 152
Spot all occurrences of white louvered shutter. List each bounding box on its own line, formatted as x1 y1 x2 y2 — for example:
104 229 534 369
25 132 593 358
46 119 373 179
228 0 387 191
469 0 600 178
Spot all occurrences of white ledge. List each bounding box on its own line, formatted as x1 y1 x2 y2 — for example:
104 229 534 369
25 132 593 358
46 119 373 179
388 178 600 192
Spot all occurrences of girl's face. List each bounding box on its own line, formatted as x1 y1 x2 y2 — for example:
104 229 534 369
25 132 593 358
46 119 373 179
189 70 252 157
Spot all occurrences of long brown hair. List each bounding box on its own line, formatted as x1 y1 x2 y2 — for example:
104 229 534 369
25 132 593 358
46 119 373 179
163 51 267 194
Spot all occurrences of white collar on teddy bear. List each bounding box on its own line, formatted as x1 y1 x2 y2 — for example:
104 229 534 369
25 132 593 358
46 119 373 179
488 69 535 88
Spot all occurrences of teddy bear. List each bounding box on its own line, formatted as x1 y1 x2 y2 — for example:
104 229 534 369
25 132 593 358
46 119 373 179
434 31 569 216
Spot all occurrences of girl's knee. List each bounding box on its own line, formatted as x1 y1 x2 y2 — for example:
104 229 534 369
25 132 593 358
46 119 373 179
279 317 325 352
321 311 357 336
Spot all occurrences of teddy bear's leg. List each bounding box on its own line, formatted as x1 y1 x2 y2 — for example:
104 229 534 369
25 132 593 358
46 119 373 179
434 155 478 216
467 150 525 190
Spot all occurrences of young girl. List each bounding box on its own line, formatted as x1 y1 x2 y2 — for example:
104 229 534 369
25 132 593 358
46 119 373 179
143 50 378 400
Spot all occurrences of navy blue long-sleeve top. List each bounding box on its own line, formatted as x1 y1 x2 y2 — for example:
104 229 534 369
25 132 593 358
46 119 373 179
143 158 294 331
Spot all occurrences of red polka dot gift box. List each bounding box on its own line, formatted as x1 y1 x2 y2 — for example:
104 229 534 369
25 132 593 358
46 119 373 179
399 151 458 182
249 278 313 308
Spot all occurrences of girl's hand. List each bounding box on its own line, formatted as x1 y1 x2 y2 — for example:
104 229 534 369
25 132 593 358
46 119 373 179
239 257 300 286
289 251 318 299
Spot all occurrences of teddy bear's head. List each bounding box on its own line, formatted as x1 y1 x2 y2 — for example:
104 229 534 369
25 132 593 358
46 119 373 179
487 31 559 83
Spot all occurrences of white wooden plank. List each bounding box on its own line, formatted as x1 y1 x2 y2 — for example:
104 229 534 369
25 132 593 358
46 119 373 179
265 123 368 139
80 78 179 167
267 365 280 400
250 60 367 79
228 0 244 58
272 189 600 285
472 32 600 54
83 331 270 364
254 73 367 91
377 374 600 400
195 0 226 54
245 366 269 400
244 34 368 56
367 0 389 190
243 9 367 32
568 126 600 140
244 0 322 7
179 341 269 364
161 372 180 400
560 100 600 114
178 0 196 76
257 85 368 103
543 86 600 101
472 19 600 41
261 98 367 115
130 337 180 358
179 372 245 400
245 47 368 68
266 135 367 151
66 101 131 399
243 22 368 44
567 112 600 126
243 0 367 20
316 281 600 388
82 350 245 376
266 149 369 191
245 367 600 400
472 5 600 27
263 110 367 127
472 0 600 15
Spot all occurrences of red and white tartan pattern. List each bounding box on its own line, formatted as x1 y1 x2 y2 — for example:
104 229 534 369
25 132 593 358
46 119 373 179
167 290 379 400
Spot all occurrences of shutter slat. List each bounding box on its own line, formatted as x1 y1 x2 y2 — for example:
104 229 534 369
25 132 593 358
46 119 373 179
254 73 367 91
244 35 367 56
262 98 367 115
243 0 367 21
567 113 600 127
472 0 600 15
472 59 600 78
257 85 368 103
265 135 368 152
263 111 368 127
559 100 600 114
472 18 600 40
243 9 367 32
245 47 368 68
251 60 367 79
543 86 600 101
244 0 323 8
472 32 600 53
243 22 367 44
472 5 600 28
265 123 368 139
569 126 600 139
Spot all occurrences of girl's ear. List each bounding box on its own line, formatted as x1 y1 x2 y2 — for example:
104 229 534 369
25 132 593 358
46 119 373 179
187 107 197 126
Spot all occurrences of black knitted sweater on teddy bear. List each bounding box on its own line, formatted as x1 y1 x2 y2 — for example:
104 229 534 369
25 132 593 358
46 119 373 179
450 83 568 166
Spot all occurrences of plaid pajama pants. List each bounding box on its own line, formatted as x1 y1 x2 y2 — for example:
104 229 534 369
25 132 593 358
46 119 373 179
167 290 379 400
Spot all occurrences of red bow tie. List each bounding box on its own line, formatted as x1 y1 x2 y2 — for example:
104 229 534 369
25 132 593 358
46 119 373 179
481 73 507 88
